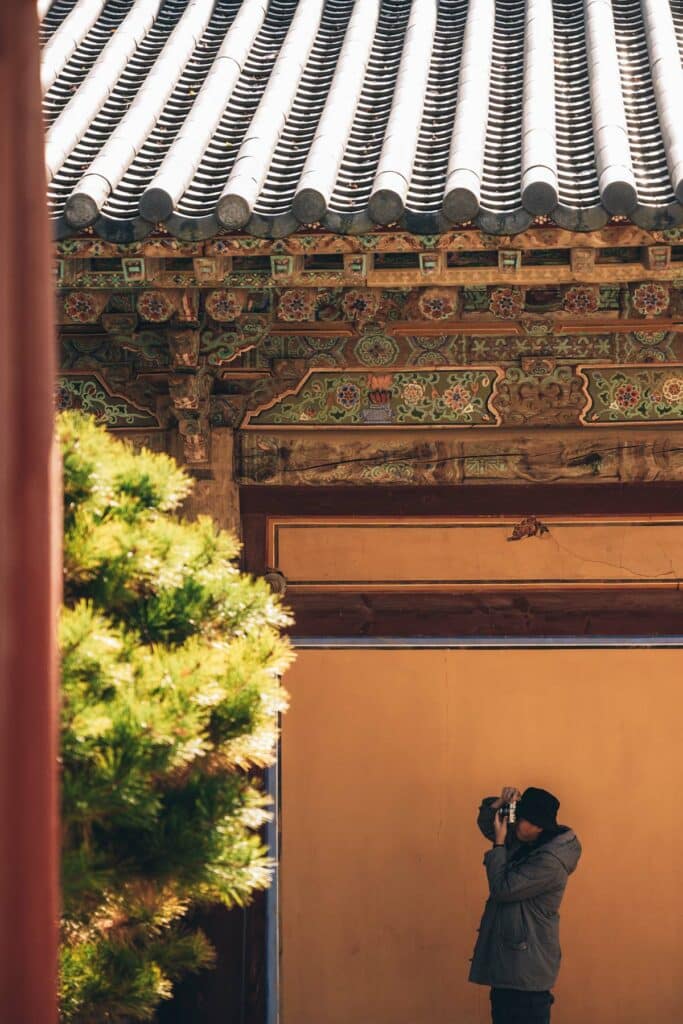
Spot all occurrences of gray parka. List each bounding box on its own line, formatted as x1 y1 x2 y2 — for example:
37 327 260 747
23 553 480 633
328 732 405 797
469 797 581 991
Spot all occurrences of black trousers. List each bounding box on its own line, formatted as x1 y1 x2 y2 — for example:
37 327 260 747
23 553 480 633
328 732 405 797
490 987 554 1024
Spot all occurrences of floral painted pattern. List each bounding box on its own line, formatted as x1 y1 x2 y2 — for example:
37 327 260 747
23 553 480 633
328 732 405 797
205 289 244 321
417 288 458 320
353 331 399 366
246 370 500 426
582 366 683 423
136 290 175 322
63 291 99 323
443 384 472 412
489 287 524 319
563 286 599 315
341 289 380 320
632 282 670 317
614 383 641 409
662 377 683 404
277 288 317 321
336 382 361 408
401 382 425 405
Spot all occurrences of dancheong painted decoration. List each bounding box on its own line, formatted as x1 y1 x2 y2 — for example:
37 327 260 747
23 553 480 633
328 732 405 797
40 0 683 481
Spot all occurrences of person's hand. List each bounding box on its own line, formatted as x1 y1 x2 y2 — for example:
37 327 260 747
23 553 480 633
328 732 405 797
491 786 521 810
493 808 508 845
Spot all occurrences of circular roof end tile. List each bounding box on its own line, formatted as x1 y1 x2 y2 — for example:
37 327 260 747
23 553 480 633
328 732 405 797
601 178 638 216
292 188 327 225
64 193 100 229
216 194 251 230
442 186 480 225
139 188 174 224
367 188 405 227
521 174 559 217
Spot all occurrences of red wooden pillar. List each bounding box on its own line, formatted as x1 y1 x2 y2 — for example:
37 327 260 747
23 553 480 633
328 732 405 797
0 2 59 1021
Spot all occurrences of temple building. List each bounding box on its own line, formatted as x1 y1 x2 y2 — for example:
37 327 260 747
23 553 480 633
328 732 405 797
43 2 683 1022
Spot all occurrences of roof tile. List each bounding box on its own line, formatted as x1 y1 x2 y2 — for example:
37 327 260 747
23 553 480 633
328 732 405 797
42 0 683 239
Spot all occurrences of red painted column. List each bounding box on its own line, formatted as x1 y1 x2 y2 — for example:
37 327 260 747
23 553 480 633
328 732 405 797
0 3 59 1021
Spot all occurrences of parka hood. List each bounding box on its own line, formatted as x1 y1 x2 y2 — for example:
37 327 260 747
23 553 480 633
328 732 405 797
543 827 581 874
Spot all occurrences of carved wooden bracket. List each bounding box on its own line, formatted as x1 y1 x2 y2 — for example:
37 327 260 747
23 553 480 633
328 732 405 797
168 328 200 370
177 412 211 464
169 367 214 464
169 367 213 411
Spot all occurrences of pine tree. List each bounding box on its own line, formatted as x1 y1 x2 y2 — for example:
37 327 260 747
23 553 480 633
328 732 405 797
58 412 293 1023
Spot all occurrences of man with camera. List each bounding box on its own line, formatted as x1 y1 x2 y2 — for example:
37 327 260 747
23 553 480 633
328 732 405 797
469 786 581 1024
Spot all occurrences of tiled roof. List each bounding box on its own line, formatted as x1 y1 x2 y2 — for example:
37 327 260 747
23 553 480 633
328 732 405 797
42 0 683 241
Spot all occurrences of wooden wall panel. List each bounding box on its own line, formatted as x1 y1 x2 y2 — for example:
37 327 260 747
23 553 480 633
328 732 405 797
269 516 683 589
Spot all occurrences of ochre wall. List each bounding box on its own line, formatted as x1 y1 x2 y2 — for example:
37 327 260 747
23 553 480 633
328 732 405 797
281 648 683 1024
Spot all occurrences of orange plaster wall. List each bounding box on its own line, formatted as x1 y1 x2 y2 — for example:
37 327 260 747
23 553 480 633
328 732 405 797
281 648 683 1024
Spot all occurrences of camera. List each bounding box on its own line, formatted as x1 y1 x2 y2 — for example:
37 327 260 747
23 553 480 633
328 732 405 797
498 801 517 823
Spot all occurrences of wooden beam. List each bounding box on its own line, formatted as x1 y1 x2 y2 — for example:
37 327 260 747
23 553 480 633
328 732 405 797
240 481 683 516
285 588 683 639
237 429 683 488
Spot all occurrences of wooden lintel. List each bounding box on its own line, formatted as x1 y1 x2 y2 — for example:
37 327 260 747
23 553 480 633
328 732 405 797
237 429 683 487
284 588 683 639
240 482 683 518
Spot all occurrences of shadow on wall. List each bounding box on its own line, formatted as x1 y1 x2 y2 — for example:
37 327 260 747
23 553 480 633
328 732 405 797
157 904 249 1024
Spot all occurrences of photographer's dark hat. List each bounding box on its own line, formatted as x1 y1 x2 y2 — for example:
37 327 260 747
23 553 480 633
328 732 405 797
517 787 560 831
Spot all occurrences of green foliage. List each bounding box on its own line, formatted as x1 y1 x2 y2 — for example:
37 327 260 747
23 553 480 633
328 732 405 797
58 413 293 1022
